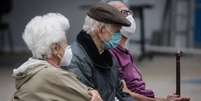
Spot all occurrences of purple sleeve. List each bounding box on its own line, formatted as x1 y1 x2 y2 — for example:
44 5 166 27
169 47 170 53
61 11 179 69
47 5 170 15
119 63 155 98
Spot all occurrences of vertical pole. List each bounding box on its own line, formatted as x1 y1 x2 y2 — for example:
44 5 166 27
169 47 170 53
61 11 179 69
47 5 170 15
176 51 182 96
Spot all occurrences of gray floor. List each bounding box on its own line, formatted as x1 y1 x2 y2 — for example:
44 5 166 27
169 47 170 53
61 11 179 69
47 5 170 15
139 55 201 101
0 55 201 101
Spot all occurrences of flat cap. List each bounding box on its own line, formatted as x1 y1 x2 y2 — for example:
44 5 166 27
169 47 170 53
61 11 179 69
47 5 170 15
87 3 131 26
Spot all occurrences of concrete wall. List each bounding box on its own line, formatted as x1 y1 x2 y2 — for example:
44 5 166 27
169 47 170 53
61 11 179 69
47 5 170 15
2 0 166 52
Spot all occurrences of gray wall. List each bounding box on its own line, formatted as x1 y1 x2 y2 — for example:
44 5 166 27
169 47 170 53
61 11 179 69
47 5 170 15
2 0 165 52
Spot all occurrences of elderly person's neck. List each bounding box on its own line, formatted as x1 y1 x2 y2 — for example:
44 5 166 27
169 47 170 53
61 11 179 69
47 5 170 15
119 36 128 49
90 32 105 54
48 56 60 68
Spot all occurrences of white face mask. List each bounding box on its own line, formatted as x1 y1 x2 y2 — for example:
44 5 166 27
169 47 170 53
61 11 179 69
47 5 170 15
60 45 73 66
120 15 136 38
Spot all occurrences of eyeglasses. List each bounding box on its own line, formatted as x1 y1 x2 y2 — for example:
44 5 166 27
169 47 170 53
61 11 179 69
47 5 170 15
120 9 133 17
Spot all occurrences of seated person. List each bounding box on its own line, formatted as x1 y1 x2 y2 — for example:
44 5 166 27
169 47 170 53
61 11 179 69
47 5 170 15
11 13 102 101
108 1 190 101
64 3 135 101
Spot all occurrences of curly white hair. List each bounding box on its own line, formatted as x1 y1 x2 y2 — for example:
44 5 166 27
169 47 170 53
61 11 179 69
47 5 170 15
23 13 70 59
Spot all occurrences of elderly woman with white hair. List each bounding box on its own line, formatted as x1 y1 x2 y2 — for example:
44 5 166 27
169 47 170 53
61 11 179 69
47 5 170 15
11 13 102 101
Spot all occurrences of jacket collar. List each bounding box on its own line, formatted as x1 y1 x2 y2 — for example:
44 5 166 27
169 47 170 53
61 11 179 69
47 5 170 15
77 30 113 69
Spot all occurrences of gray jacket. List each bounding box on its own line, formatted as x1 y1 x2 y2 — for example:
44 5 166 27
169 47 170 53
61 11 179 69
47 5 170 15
63 31 135 101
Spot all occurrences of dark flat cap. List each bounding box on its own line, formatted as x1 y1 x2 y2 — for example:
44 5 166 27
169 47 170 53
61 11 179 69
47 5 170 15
87 3 131 26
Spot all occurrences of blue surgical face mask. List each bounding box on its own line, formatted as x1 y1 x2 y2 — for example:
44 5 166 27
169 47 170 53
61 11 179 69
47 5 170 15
104 32 122 49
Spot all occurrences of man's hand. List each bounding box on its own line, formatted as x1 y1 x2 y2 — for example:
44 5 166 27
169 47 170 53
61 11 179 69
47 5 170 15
122 80 132 94
166 95 190 101
88 89 103 101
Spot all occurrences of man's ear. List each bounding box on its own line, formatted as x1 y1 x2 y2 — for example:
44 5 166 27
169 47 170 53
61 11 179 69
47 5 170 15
96 25 105 34
96 27 103 40
100 26 107 34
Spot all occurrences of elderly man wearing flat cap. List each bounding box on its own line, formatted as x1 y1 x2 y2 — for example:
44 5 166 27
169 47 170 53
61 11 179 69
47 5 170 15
63 3 135 101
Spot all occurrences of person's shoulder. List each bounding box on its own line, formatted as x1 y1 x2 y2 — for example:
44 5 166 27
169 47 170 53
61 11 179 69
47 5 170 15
56 68 78 78
36 66 58 79
70 41 92 65
38 66 73 77
20 65 59 91
71 41 82 54
36 66 78 85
